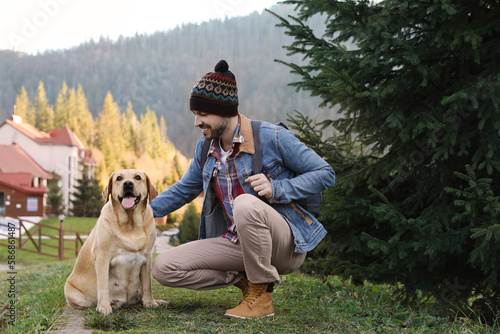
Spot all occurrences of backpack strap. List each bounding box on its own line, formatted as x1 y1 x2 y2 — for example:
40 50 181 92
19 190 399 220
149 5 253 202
250 120 262 175
200 139 211 170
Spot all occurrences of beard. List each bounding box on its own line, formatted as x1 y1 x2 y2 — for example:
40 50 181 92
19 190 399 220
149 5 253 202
199 117 228 141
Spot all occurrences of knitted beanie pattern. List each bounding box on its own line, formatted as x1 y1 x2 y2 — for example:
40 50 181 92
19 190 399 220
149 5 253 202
190 60 239 117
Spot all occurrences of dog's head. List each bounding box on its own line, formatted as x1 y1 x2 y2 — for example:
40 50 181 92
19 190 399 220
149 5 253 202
102 169 158 209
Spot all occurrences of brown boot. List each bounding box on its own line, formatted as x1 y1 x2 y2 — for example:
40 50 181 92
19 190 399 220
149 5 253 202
233 276 250 301
224 282 274 319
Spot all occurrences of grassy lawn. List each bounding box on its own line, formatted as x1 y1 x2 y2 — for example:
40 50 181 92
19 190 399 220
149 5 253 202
34 216 97 234
0 260 498 333
0 217 97 264
0 219 498 333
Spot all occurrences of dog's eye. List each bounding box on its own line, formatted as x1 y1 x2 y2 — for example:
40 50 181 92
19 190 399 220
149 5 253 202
116 176 123 181
135 175 142 180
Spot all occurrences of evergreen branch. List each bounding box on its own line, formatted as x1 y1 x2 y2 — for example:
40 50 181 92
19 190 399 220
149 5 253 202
368 185 405 220
317 63 360 92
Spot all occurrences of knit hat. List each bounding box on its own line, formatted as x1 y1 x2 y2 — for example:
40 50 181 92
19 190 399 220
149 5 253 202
190 60 238 117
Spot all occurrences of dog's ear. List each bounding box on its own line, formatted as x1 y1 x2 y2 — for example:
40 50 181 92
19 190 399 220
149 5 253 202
146 174 158 202
102 172 115 203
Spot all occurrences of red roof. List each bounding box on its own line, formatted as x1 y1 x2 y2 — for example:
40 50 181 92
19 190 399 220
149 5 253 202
0 173 47 195
5 118 50 140
5 117 84 148
2 173 32 186
0 144 51 195
44 125 84 147
0 144 53 178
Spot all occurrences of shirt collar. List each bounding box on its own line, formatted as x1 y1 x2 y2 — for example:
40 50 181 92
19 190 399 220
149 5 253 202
208 115 244 154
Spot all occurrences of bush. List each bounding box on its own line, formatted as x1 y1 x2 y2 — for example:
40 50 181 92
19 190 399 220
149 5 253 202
178 203 200 243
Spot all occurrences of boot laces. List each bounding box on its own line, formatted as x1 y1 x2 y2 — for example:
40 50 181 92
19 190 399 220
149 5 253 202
245 284 267 304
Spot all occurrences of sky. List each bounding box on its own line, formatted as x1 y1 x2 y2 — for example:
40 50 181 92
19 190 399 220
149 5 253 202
0 0 280 54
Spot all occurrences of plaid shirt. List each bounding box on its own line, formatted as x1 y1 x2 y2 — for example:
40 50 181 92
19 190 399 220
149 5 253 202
208 119 245 243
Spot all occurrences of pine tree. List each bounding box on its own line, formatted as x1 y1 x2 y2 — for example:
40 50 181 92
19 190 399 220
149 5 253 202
122 101 140 154
70 173 102 217
95 92 126 171
13 86 33 124
159 115 168 143
271 0 500 312
47 179 64 215
54 82 82 134
74 84 94 146
33 81 54 131
173 154 184 180
139 107 164 159
178 203 200 243
54 81 69 128
66 87 78 130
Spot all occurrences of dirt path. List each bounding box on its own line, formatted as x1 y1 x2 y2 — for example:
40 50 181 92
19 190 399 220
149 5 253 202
47 307 92 334
0 264 22 272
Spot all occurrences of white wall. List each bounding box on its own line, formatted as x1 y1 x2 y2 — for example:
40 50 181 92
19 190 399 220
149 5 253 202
0 122 83 214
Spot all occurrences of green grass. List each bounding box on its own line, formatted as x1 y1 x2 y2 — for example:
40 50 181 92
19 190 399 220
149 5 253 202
0 217 97 264
0 218 498 332
34 216 97 235
0 261 498 333
0 261 72 333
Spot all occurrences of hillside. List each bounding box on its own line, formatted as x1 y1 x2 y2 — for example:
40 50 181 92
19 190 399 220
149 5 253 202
0 4 332 156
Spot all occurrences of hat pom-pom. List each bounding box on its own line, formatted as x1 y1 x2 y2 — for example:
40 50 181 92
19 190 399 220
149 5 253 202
214 60 229 72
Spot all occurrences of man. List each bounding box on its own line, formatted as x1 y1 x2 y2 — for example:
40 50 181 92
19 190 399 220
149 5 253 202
151 60 335 319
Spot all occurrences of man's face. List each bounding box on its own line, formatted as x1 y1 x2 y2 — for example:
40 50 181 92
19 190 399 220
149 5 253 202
192 110 228 141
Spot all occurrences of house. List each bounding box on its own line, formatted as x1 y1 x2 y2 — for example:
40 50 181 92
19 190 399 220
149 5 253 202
0 115 97 215
0 144 52 216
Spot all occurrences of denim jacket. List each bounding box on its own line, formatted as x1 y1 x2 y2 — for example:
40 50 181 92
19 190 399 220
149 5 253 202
151 114 336 253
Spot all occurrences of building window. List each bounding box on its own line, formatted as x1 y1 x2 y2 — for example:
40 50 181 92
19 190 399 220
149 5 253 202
27 197 38 212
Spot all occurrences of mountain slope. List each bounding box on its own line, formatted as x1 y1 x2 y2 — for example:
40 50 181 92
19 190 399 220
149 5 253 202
0 4 331 155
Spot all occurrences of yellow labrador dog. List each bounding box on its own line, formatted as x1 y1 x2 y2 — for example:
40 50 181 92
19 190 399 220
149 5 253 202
64 169 166 315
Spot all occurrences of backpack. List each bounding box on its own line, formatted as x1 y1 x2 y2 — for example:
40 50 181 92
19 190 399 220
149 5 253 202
200 120 322 217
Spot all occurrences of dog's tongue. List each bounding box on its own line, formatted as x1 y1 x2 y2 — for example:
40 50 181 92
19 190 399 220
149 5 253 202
122 197 135 209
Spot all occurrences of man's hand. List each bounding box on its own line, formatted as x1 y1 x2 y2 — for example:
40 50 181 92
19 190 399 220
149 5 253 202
245 174 273 200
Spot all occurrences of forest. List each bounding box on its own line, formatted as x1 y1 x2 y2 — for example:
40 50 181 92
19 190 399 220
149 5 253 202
13 80 189 194
0 4 331 156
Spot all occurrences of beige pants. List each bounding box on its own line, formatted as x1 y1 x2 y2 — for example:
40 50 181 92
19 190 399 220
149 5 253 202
152 194 306 290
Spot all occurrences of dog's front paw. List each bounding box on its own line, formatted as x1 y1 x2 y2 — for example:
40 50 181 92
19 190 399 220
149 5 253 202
155 299 168 306
96 304 113 315
143 299 167 308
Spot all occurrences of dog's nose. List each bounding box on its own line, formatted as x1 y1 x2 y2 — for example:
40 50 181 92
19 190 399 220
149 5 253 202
123 181 134 190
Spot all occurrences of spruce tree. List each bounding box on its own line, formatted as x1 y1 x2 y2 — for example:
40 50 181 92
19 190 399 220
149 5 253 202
66 87 78 130
173 154 185 180
54 81 69 128
70 173 102 217
33 81 54 131
47 179 64 215
159 115 168 143
13 86 33 124
95 92 126 171
75 84 94 147
139 107 164 159
271 0 500 313
122 101 140 154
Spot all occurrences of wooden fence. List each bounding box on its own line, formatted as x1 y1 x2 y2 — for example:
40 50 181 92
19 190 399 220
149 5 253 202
0 216 87 260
